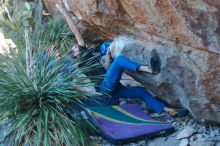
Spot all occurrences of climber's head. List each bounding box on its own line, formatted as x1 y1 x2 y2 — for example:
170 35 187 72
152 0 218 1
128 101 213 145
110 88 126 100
71 45 80 58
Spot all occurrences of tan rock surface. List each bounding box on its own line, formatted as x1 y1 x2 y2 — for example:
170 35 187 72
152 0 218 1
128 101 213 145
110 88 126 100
44 0 220 123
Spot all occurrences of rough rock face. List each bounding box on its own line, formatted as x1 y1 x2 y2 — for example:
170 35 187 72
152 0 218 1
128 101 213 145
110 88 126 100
44 0 220 123
110 36 220 124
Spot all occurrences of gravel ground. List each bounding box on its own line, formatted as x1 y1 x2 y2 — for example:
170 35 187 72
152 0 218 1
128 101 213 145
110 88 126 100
91 101 220 146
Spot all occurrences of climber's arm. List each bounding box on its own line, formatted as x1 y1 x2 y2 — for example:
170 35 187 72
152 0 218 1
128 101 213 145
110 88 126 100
103 48 113 70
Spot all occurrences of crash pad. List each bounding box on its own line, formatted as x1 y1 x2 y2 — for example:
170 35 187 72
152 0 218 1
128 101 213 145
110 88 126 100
86 104 174 144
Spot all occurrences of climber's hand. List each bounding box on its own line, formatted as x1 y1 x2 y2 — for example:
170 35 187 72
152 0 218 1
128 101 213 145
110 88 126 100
56 4 67 14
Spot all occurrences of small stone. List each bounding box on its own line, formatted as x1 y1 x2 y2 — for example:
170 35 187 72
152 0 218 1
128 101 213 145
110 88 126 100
179 139 188 146
190 141 215 146
138 140 145 146
195 134 202 139
214 129 220 135
102 140 111 146
183 122 187 126
201 119 205 123
105 144 113 146
176 126 195 139
197 127 203 133
150 113 161 118
203 133 209 139
141 101 147 109
177 125 184 131
90 136 102 141
202 126 206 131
169 131 179 137
196 134 206 142
215 136 220 141
188 119 194 124
167 119 173 123
148 137 180 146
210 130 215 138
189 135 195 141
128 143 136 146
198 126 207 134
119 100 126 105
172 122 178 126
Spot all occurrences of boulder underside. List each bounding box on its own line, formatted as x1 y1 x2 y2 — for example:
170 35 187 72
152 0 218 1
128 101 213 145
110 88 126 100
44 0 220 124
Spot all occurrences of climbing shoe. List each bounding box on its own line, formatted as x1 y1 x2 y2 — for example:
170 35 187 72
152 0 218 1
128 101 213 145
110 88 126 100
150 49 161 75
170 109 189 117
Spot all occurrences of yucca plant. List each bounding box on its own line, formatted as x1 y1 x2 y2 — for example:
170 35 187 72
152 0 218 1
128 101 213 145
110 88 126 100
0 19 100 146
32 18 76 53
0 50 98 146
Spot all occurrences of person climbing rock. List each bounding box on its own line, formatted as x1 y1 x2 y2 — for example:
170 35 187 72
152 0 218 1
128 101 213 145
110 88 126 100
56 2 178 116
99 44 177 115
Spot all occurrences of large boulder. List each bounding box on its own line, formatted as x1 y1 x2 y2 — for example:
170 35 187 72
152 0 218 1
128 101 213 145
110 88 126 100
43 0 220 124
109 36 220 124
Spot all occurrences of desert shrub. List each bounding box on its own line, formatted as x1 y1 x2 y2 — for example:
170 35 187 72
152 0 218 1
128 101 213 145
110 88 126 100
0 18 99 146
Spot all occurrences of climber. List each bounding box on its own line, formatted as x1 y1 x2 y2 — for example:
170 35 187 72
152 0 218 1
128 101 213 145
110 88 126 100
56 3 178 115
99 42 177 114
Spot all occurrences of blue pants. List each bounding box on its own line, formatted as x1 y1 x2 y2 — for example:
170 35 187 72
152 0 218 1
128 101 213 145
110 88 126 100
100 56 165 114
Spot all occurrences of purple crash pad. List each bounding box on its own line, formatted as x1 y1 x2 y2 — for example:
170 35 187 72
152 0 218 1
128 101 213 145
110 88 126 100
88 104 174 144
